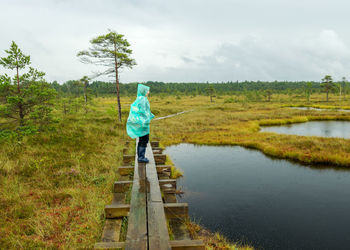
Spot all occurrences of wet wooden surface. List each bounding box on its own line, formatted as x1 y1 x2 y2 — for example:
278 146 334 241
125 141 148 250
146 142 172 249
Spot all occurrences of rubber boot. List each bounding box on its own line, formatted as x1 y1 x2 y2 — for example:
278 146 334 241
138 146 149 163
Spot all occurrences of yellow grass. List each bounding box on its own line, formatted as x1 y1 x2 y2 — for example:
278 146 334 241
1 92 350 248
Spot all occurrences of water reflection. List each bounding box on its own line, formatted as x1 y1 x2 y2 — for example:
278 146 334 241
165 144 350 250
260 121 350 139
288 107 350 112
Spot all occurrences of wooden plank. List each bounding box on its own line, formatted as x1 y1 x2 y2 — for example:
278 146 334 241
118 166 133 176
169 219 191 241
152 147 164 153
156 165 171 173
159 179 177 189
164 203 189 219
94 241 125 249
113 181 132 193
164 193 177 203
123 155 134 165
105 204 130 218
170 240 205 250
154 154 166 165
151 141 159 147
99 193 125 244
125 140 147 250
102 203 188 219
118 165 171 175
146 142 172 249
100 219 123 242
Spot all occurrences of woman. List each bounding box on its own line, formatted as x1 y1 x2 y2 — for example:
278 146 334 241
126 84 155 163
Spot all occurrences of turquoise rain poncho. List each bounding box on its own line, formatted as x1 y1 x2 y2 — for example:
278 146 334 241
126 84 155 139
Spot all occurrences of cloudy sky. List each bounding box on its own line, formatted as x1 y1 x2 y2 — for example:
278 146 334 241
1 0 350 83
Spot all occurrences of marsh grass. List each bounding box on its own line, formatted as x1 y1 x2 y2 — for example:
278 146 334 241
1 93 350 248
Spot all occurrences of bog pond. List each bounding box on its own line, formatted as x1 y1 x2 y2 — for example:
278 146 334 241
165 144 350 250
260 120 350 139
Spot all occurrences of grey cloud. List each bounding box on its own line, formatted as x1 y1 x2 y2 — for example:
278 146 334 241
1 0 350 83
125 30 350 82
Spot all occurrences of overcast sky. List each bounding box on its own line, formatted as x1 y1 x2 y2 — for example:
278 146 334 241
1 0 350 83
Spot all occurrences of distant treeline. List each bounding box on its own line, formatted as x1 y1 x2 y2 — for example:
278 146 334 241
50 80 328 97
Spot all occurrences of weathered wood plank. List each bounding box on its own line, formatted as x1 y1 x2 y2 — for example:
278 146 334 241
117 166 134 176
164 203 189 219
169 219 191 241
164 193 177 203
118 165 171 176
154 154 166 165
152 147 164 154
100 219 123 243
170 240 205 250
151 141 159 147
100 193 125 244
146 142 172 249
156 165 171 173
94 241 125 249
123 155 134 165
105 204 130 218
125 140 147 250
102 203 188 218
113 181 132 193
159 179 177 188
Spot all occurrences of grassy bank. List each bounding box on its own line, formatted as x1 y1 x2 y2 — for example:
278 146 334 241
1 93 350 248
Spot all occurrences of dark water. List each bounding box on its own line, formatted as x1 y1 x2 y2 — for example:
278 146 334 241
260 120 350 139
164 144 350 250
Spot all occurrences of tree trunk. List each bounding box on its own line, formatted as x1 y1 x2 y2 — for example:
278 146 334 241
114 43 122 122
16 66 24 125
84 84 87 104
326 88 329 102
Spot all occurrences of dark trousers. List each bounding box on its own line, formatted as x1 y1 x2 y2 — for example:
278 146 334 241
138 134 149 148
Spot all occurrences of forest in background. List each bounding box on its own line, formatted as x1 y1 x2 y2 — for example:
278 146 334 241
50 80 350 97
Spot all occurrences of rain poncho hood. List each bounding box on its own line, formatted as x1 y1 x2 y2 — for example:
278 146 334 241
126 84 155 139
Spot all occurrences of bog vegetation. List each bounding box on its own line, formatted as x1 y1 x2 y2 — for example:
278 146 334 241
1 41 350 249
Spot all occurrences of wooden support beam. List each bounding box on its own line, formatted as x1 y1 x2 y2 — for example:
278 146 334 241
154 154 166 165
94 241 125 249
159 179 177 188
99 219 123 243
151 141 159 147
163 189 184 195
164 203 189 219
104 203 187 219
117 166 133 176
123 155 134 165
105 204 130 218
156 165 171 173
152 147 164 154
170 240 205 249
98 193 125 246
98 240 206 250
169 218 191 240
113 180 175 194
164 193 177 203
113 181 132 193
118 165 171 176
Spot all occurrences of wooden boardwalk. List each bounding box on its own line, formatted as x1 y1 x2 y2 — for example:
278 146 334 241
95 141 204 250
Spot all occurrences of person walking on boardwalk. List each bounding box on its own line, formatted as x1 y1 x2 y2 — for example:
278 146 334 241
126 84 155 163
